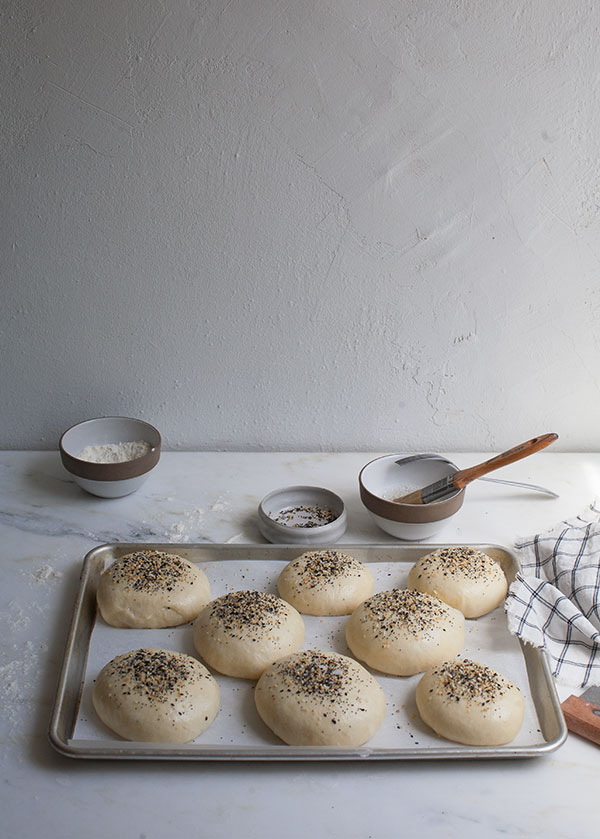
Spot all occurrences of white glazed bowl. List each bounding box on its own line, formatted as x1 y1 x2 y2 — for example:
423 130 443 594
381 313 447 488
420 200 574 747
359 454 465 541
59 416 161 498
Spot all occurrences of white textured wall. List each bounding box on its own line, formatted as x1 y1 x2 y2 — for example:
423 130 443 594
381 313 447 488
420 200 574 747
2 0 599 451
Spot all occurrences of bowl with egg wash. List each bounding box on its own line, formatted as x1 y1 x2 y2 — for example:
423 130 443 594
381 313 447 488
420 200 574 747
359 454 465 540
59 416 161 498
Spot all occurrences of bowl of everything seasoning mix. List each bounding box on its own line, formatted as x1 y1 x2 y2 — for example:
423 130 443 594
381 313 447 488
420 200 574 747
257 485 347 545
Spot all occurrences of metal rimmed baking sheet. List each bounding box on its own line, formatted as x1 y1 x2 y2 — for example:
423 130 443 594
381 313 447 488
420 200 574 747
49 542 567 760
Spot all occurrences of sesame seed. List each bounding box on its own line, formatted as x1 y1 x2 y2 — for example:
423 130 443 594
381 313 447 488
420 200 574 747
360 589 454 637
270 505 338 528
417 547 500 581
430 659 511 704
107 551 194 593
208 590 288 639
270 651 372 717
106 649 206 704
289 551 362 590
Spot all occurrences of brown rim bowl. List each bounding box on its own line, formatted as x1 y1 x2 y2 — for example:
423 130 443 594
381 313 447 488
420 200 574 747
359 454 465 540
59 416 161 497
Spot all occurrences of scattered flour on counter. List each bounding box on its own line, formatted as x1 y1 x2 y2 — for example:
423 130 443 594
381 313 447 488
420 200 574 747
1 563 65 744
0 642 44 734
6 600 30 631
164 507 206 542
31 564 64 583
19 564 64 592
210 497 230 513
156 495 232 542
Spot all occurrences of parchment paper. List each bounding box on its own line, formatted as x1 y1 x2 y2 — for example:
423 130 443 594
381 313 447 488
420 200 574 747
73 549 544 751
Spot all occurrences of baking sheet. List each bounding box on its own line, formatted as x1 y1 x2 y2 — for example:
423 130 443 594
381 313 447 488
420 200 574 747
49 543 567 760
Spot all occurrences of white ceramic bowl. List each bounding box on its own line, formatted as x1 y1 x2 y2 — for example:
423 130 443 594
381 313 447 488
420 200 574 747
359 454 465 540
59 416 161 498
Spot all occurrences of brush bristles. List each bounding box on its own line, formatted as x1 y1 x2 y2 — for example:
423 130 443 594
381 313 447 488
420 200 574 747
393 490 424 505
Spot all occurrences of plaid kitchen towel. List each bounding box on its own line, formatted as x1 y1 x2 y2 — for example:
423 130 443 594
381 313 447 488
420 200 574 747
505 499 600 687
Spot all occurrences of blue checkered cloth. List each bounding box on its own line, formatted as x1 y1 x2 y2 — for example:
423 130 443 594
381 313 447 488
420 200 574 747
505 500 600 687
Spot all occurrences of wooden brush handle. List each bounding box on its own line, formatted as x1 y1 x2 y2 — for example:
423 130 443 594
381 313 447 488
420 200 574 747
562 694 600 745
453 433 559 489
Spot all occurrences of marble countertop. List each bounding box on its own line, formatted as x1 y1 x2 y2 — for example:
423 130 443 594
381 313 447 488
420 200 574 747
1 451 599 838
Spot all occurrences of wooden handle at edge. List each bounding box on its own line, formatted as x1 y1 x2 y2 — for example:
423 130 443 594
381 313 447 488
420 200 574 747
453 433 559 488
561 694 600 746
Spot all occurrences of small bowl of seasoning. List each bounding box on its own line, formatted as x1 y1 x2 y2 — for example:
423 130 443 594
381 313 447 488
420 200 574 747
59 416 161 498
257 485 347 545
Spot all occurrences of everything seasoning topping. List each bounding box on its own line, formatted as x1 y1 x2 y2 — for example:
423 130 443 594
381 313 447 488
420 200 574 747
292 550 359 589
270 505 338 528
361 589 452 637
417 547 499 581
109 649 200 703
276 650 352 701
431 660 510 704
108 551 194 593
210 590 287 634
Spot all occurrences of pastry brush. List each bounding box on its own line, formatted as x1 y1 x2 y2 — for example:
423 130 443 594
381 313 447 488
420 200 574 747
393 433 559 505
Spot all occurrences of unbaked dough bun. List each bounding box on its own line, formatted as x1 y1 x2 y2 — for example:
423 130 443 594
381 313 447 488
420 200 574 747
92 648 220 743
193 590 305 679
277 550 375 616
345 589 465 676
254 649 386 746
407 546 508 618
415 659 525 746
97 550 211 628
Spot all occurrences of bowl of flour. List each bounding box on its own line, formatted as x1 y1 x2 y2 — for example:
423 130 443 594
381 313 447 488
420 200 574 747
59 416 161 498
